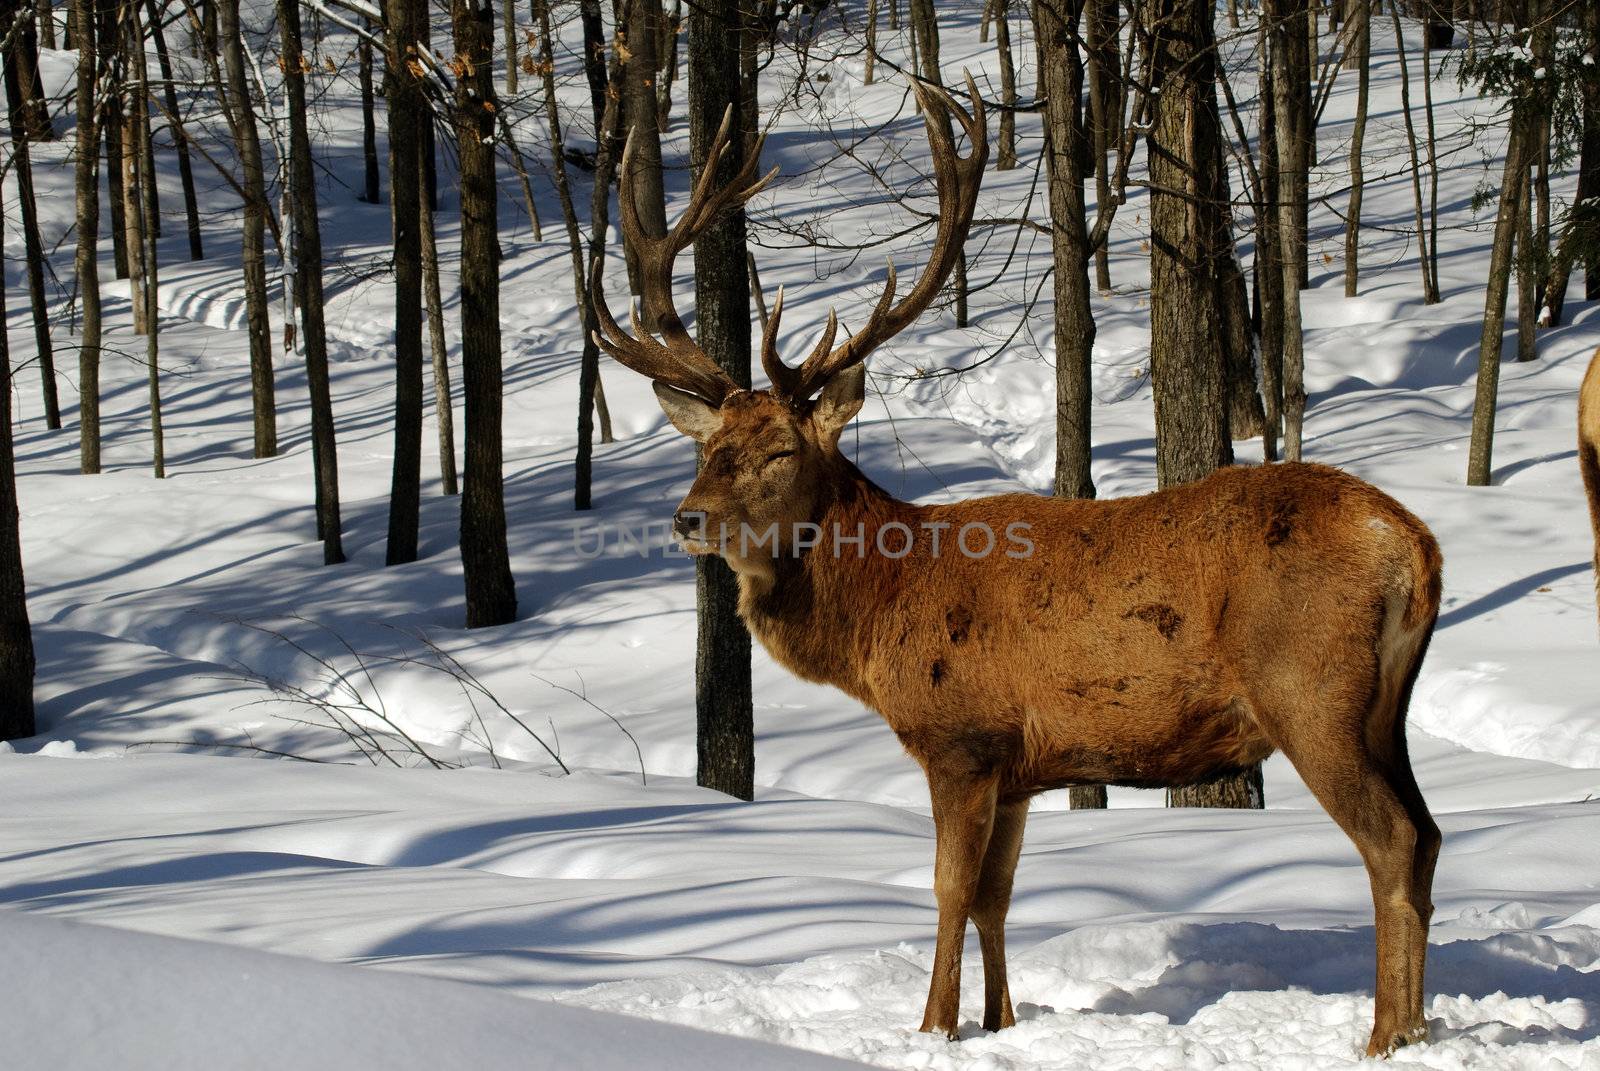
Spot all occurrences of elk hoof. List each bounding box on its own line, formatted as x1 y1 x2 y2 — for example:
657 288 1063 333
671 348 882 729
917 1019 959 1042
1365 1022 1429 1058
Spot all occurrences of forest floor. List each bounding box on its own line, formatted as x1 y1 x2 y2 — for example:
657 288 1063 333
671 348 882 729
3 4 1600 1069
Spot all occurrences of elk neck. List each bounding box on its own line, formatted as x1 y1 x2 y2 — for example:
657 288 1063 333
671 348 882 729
734 455 914 707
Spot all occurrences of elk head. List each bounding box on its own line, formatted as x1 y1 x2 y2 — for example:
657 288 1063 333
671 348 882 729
592 79 987 584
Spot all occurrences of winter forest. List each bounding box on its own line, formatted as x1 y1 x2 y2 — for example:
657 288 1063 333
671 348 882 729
2 0 1600 1065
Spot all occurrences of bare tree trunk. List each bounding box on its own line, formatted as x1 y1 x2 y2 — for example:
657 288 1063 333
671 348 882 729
36 0 55 47
908 0 969 329
688 0 754 800
995 0 1017 169
1256 23 1283 462
121 67 147 337
1466 114 1528 486
1148 0 1260 809
1033 0 1097 507
146 0 204 259
1421 6 1441 300
1391 7 1438 303
76 0 104 472
278 0 345 561
2 27 60 429
865 0 876 83
579 0 608 132
455 0 518 627
358 18 380 203
124 0 164 476
219 0 277 457
384 0 425 565
0 205 34 741
1269 0 1308 460
1280 0 1312 290
1515 170 1536 362
503 0 518 95
1344 0 1368 296
1583 0 1600 302
657 0 679 129
420 163 458 497
621 0 668 315
101 0 129 281
1086 0 1119 290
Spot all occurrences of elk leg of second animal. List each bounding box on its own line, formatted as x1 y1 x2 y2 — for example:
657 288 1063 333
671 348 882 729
971 798 1028 1032
918 770 1000 1039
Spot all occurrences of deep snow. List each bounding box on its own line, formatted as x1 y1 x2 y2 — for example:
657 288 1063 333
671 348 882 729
2 1 1599 1068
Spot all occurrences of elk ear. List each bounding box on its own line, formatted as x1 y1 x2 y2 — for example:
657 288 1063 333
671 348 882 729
653 382 723 442
812 364 866 447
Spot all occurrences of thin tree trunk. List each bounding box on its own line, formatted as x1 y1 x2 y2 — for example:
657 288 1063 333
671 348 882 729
1033 0 1096 507
1421 6 1440 300
121 69 147 337
146 0 204 259
384 0 425 565
1515 167 1536 361
279 0 345 561
579 0 608 132
1344 0 1368 296
1086 0 1119 290
1270 0 1308 460
994 0 1017 170
688 0 753 800
1466 117 1527 486
419 137 458 497
864 0 876 83
574 0 629 510
456 0 518 627
1391 7 1438 303
503 0 518 95
2 30 59 429
76 0 103 472
1256 20 1283 462
358 18 380 203
126 0 164 476
656 0 679 129
101 0 128 281
621 0 668 322
0 201 35 741
36 0 56 47
219 0 277 457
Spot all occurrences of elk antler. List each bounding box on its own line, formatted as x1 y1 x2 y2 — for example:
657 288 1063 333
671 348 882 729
591 106 778 406
761 74 988 402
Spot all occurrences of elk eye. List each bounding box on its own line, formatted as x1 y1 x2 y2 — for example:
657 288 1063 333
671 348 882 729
763 449 797 467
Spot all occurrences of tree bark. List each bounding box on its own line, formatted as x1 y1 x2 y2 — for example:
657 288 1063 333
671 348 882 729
1391 6 1438 303
1085 0 1119 290
100 0 128 281
280 0 345 562
1269 0 1308 460
1146 0 1260 809
456 0 518 626
621 0 668 317
688 0 754 800
384 0 426 565
1033 0 1096 505
995 0 1017 169
125 0 164 476
1515 170 1536 362
578 0 608 133
420 153 458 497
358 17 380 203
503 0 518 95
146 0 205 259
219 0 278 457
0 203 35 742
1256 22 1283 462
1344 0 1368 296
1466 117 1528 486
2 25 60 429
76 0 103 472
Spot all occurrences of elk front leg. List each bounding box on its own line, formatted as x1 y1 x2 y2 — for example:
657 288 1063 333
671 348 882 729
971 798 1028 1032
918 770 999 1040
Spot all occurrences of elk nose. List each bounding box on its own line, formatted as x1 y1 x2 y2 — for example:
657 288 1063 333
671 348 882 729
673 510 704 539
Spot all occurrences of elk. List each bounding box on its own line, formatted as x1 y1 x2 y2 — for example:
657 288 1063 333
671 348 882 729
593 82 1444 1058
1582 348 1600 635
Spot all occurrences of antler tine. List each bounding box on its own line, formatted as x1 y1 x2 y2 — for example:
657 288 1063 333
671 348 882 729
589 253 737 406
782 75 988 401
759 285 802 397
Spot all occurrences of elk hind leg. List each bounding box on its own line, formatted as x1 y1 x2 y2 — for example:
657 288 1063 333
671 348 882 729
970 798 1028 1032
918 770 999 1039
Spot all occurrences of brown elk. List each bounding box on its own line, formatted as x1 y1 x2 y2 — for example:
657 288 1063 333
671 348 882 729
593 83 1444 1058
1581 348 1600 633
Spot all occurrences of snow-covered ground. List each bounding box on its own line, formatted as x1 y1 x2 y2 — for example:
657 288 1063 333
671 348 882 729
3 3 1600 1068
